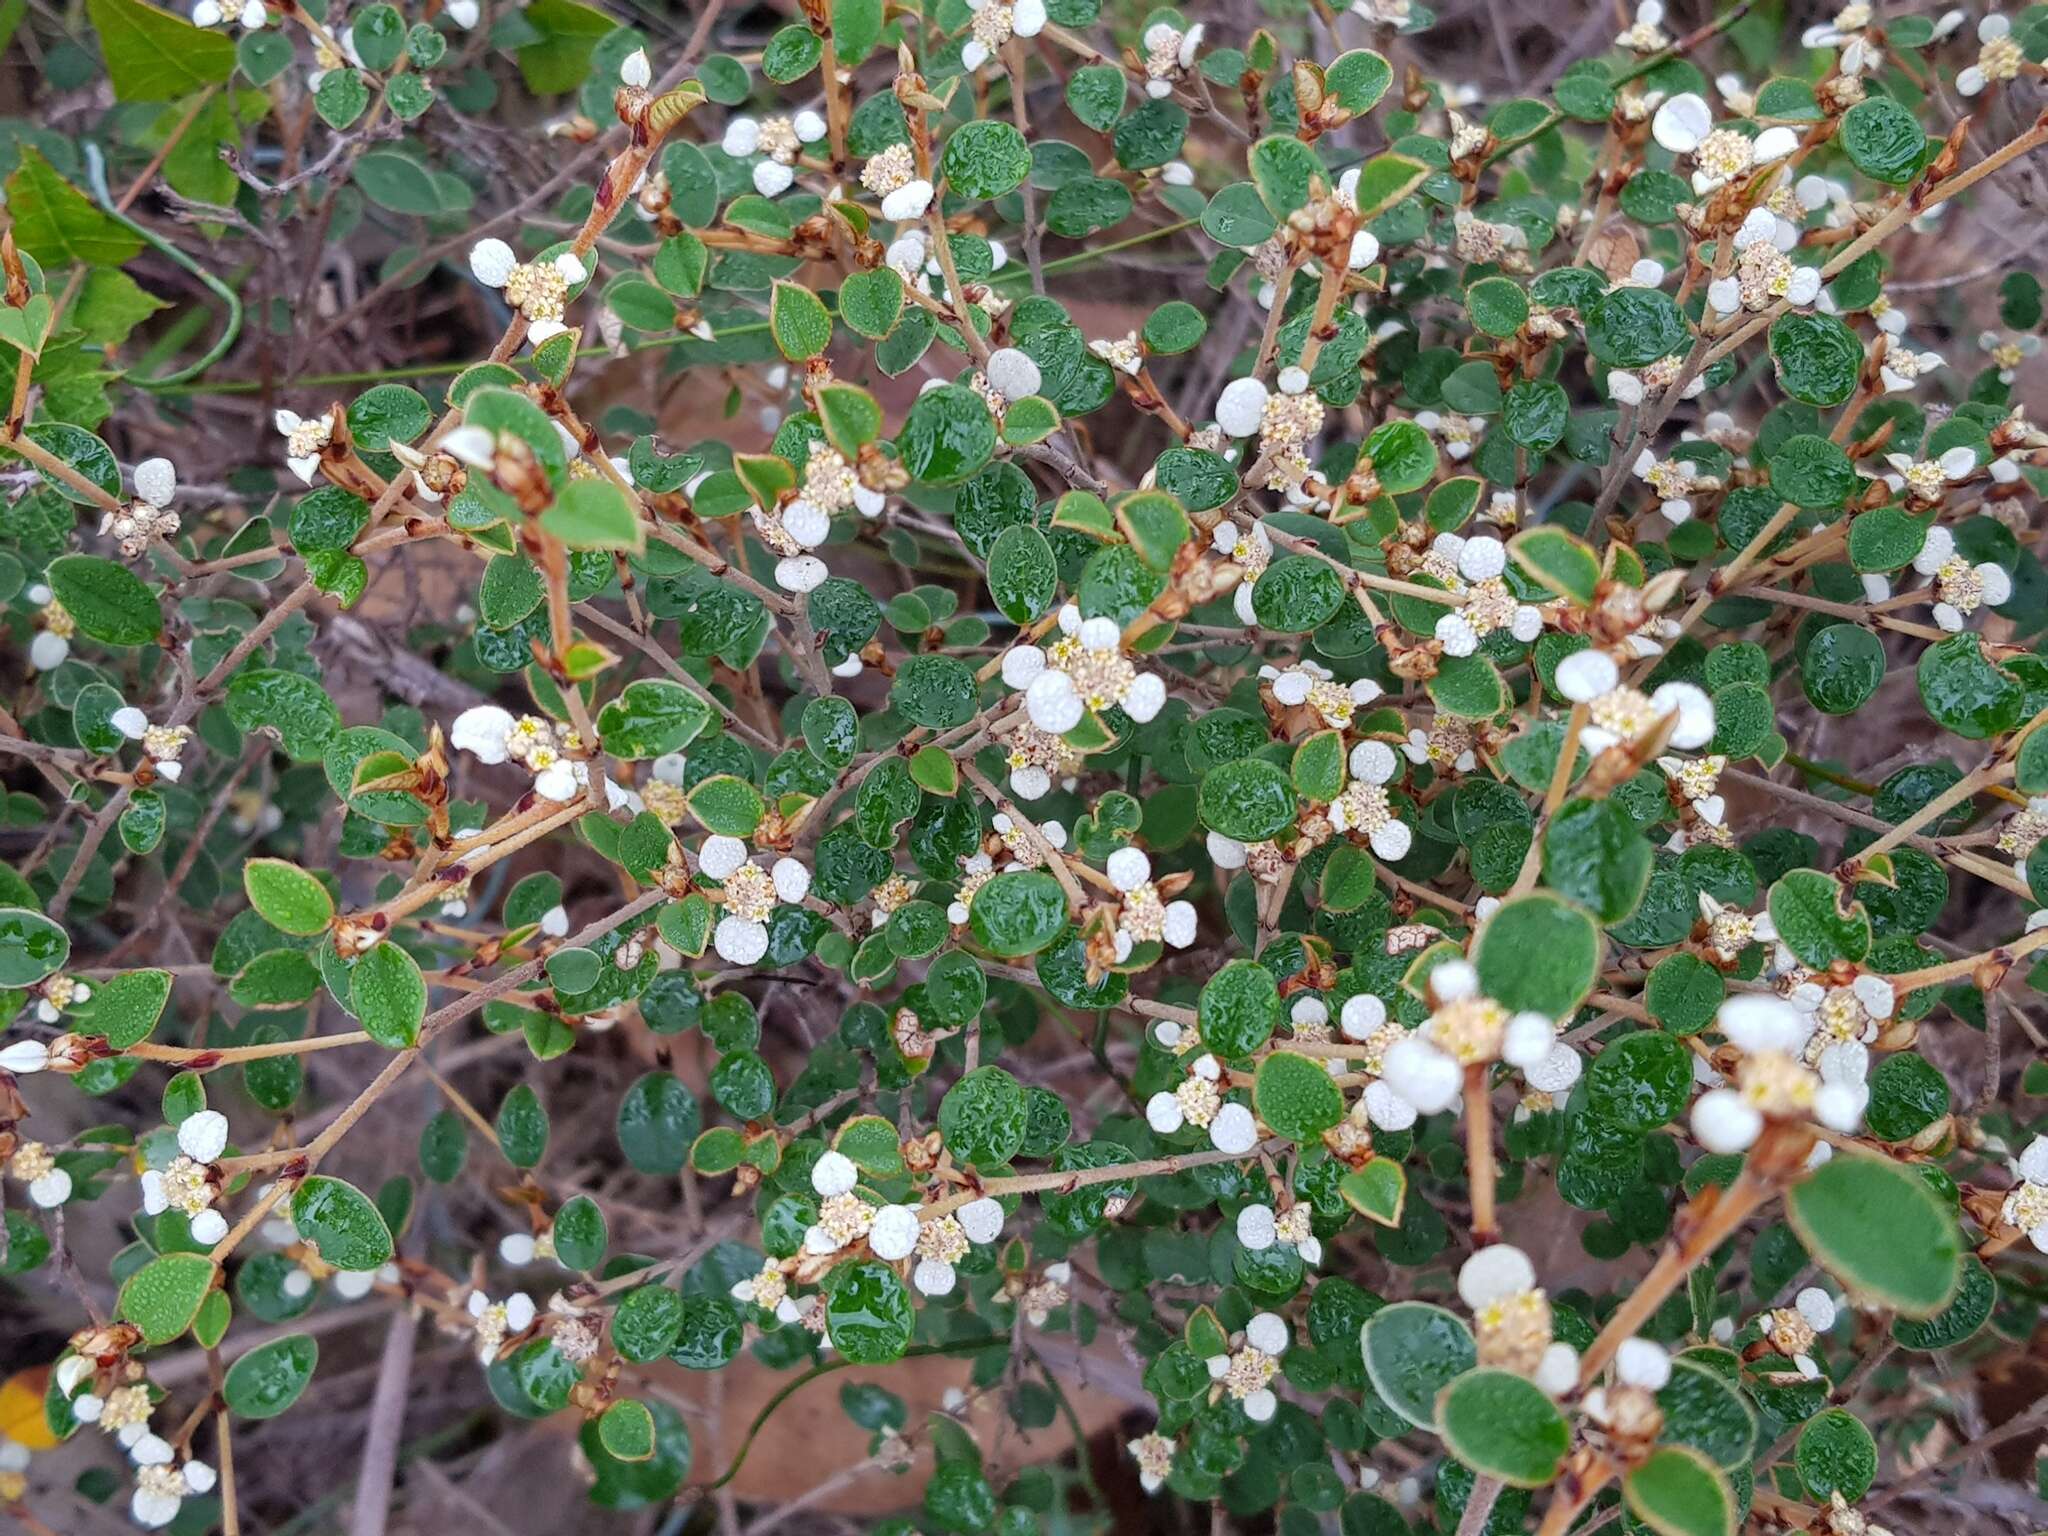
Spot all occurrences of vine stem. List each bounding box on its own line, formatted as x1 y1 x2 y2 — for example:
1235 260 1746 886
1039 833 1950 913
1465 1066 1498 1244
1884 921 2048 991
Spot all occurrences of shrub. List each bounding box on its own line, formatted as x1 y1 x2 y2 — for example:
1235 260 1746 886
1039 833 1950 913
1 0 2046 1531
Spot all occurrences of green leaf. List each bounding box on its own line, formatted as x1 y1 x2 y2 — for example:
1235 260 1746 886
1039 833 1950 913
1839 97 1928 184
1542 799 1651 924
897 385 996 486
1323 48 1392 112
1584 286 1688 369
1644 953 1723 1035
1917 632 2024 739
890 654 978 728
1254 1050 1344 1141
0 906 68 986
761 22 823 81
1292 730 1346 803
118 1253 219 1345
1802 624 1885 715
552 1193 607 1269
1251 556 1343 632
825 1259 914 1364
76 967 172 1048
1438 1369 1570 1487
225 669 342 761
1784 1149 1962 1317
85 0 233 101
688 774 765 837
987 524 1057 623
1344 151 1430 219
1582 1029 1692 1131
1510 527 1600 605
598 679 714 759
313 68 370 129
616 1073 700 1174
543 477 644 552
838 267 904 339
598 1399 657 1461
1199 757 1298 843
1624 1447 1735 1536
1466 277 1529 339
968 870 1069 957
1795 1408 1877 1502
1769 434 1857 509
1769 312 1863 407
242 860 334 937
1428 655 1508 720
941 119 1031 200
292 1176 394 1271
1767 869 1871 968
223 1334 318 1419
350 941 427 1049
1361 1302 1477 1429
1473 893 1599 1017
1338 1159 1406 1226
769 280 832 361
939 1065 1028 1167
515 0 615 93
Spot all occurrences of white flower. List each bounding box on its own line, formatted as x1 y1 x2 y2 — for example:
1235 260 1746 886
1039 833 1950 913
1616 1337 1672 1390
881 179 934 221
468 241 587 345
1719 994 1811 1055
620 48 650 87
273 408 333 484
133 1460 215 1529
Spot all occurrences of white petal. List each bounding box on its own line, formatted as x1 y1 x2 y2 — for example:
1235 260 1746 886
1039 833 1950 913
958 1197 1005 1244
1215 377 1270 437
133 458 177 507
1691 1088 1763 1153
753 160 796 198
1381 1037 1461 1114
869 1204 919 1260
881 180 935 222
1555 649 1618 702
1458 1244 1536 1309
620 47 650 86
986 347 1042 401
177 1109 230 1164
712 915 769 965
1651 92 1712 153
469 238 517 288
812 1150 859 1197
1207 1102 1258 1154
1244 1311 1289 1355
